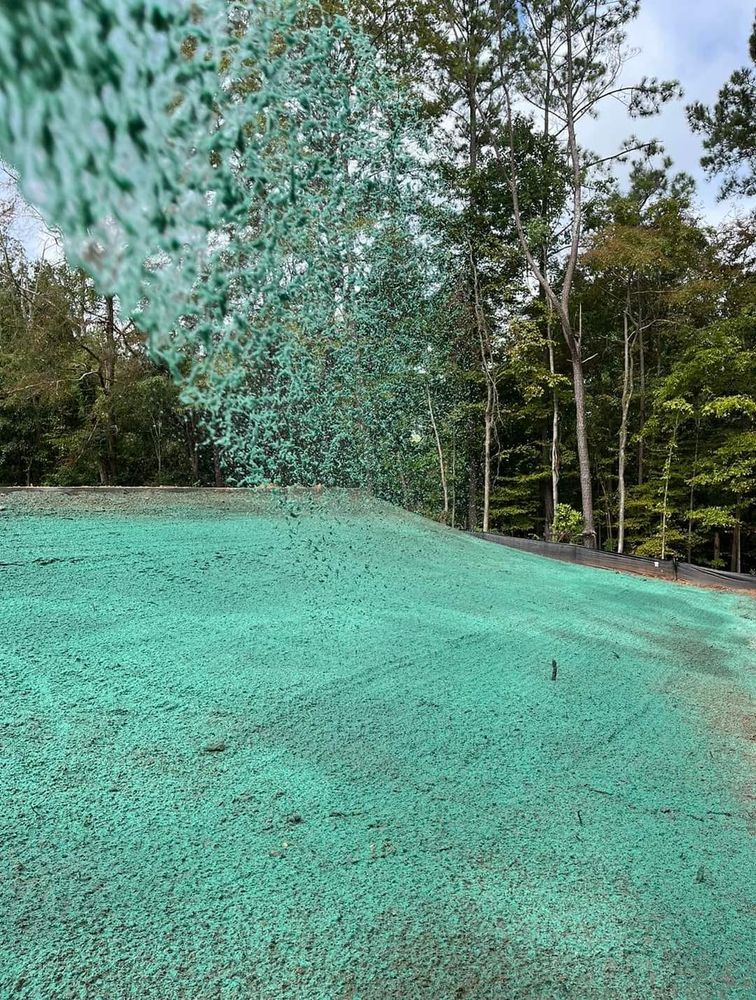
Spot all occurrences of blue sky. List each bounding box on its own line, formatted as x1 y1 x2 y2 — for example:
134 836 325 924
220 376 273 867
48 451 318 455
582 0 755 224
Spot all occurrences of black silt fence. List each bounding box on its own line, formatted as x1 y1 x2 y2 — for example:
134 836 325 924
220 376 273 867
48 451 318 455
475 532 756 594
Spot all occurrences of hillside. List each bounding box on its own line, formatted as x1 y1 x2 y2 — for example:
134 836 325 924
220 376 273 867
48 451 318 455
1 489 754 999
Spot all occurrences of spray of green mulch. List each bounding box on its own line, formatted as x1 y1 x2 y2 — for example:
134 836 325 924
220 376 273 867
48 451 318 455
1 490 754 999
0 1 441 493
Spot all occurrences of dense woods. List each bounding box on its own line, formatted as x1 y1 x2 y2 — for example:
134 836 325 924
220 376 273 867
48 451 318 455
1 1 755 571
0 210 222 488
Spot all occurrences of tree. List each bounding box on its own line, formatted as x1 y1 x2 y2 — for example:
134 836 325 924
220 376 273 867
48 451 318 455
580 159 698 551
688 12 756 199
654 314 756 571
350 0 519 530
0 195 213 486
473 0 680 546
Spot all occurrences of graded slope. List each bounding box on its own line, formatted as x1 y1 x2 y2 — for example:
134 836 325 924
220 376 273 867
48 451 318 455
1 490 754 999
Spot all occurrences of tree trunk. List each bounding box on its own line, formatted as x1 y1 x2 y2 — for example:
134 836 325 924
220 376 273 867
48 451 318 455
482 379 493 533
731 519 742 574
469 238 496 535
467 459 477 531
600 476 614 548
550 364 559 515
102 295 117 485
427 386 449 520
564 322 596 547
186 415 200 482
466 72 479 535
450 433 457 529
542 427 554 539
617 310 633 554
212 444 225 487
660 417 679 561
714 530 721 567
542 316 559 538
542 57 559 536
687 421 700 563
637 328 645 485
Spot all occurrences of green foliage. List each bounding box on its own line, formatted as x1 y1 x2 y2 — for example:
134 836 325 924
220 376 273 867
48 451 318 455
688 15 756 198
633 528 687 560
0 230 212 485
690 507 737 530
551 503 584 544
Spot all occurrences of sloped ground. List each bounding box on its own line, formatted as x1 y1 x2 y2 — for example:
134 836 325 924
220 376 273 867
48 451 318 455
1 489 754 999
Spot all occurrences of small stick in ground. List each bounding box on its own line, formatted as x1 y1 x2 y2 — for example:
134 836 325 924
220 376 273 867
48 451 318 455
551 659 558 681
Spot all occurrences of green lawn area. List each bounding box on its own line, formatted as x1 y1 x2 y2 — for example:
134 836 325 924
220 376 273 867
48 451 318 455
1 489 754 999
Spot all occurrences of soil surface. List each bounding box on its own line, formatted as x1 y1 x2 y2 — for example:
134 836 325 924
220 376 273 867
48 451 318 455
1 488 754 999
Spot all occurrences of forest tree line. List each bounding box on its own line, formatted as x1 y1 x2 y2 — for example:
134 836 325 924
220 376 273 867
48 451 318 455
1 1 755 572
0 215 224 490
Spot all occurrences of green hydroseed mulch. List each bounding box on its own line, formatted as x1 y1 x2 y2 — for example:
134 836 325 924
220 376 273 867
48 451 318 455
1 490 754 1000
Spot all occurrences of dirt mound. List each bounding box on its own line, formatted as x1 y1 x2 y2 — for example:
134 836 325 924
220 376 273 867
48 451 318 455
1 491 754 998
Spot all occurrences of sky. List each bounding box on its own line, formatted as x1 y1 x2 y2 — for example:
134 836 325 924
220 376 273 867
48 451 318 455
2 0 755 259
582 0 755 224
